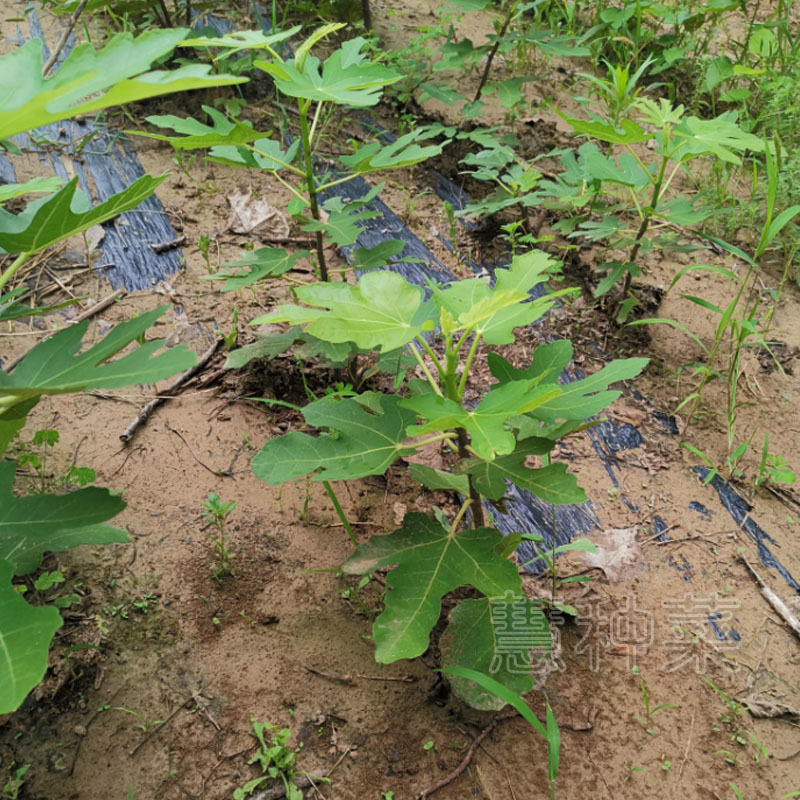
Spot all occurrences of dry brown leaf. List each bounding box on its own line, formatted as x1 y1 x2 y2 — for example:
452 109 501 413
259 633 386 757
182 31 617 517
573 527 641 582
226 188 290 239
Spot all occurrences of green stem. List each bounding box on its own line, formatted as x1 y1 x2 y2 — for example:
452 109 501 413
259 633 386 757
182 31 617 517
619 147 670 300
408 341 443 396
550 503 557 600
323 481 357 547
0 252 30 295
457 331 483 399
415 335 445 377
412 432 458 449
308 100 324 146
298 99 328 282
448 498 473 536
268 169 307 201
682 262 755 440
315 171 371 193
455 427 485 528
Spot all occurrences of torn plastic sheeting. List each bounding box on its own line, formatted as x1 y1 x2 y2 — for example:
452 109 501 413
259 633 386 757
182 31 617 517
43 126 183 291
689 500 713 519
652 515 693 583
707 613 741 643
695 467 799 590
1 7 183 291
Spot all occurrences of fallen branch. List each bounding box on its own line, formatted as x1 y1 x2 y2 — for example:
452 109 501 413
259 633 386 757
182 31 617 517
740 554 800 640
303 665 357 687
120 337 221 443
149 235 187 254
417 718 499 799
43 0 89 76
129 700 186 757
4 289 127 373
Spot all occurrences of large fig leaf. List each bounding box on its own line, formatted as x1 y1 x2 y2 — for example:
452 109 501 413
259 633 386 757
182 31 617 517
252 270 433 352
0 306 195 414
488 353 649 422
0 175 165 256
407 464 469 494
0 30 245 140
302 203 380 246
441 596 549 710
0 461 128 575
674 114 764 164
254 37 400 107
338 128 446 173
139 105 261 150
0 559 62 714
555 112 650 146
204 248 310 292
179 28 301 59
342 513 522 662
251 393 418 484
463 448 586 504
432 250 563 344
401 380 561 460
485 339 574 385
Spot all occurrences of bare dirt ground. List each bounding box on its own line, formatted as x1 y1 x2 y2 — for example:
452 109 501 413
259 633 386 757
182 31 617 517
2 1 800 799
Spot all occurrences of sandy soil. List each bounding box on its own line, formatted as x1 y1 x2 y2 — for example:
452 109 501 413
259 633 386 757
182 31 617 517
1 1 800 799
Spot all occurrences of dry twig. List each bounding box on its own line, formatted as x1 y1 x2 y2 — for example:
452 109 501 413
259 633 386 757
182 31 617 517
149 235 187 254
417 718 500 799
740 554 800 640
120 337 221 442
43 0 89 75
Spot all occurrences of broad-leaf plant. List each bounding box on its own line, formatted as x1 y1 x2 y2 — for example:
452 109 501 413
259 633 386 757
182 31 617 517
249 250 648 707
0 28 242 714
142 26 447 284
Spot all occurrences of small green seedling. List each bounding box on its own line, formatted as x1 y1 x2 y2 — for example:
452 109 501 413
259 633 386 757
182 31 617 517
224 305 240 350
197 233 212 273
519 531 598 605
1 763 29 800
634 673 676 735
13 429 96 493
233 718 309 800
703 677 769 764
112 706 164 733
755 433 797 488
201 493 236 581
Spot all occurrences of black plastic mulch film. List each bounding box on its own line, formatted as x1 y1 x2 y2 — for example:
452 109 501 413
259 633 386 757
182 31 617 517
4 9 796 635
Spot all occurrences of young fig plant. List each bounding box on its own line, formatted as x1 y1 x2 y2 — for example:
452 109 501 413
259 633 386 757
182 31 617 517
249 252 648 707
554 97 764 318
153 26 447 285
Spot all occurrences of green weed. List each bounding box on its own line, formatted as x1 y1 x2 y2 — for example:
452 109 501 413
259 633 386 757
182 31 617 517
201 493 236 581
233 718 308 800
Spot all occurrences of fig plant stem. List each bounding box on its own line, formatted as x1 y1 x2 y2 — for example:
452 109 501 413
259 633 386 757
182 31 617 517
297 99 329 281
